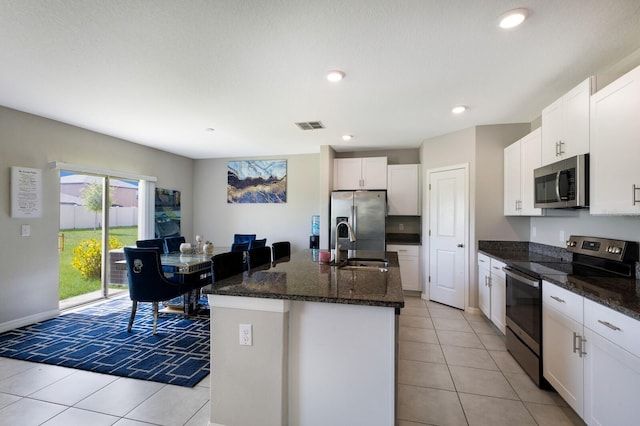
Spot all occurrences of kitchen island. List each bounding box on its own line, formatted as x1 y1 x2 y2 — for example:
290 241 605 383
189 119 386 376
203 249 404 426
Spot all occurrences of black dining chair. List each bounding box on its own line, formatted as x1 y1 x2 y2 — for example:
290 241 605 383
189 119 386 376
271 241 291 261
164 236 186 253
247 246 272 270
211 251 245 283
136 238 164 250
123 247 194 334
249 238 267 250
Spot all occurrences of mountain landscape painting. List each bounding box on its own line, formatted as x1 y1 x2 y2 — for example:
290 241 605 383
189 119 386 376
227 160 287 203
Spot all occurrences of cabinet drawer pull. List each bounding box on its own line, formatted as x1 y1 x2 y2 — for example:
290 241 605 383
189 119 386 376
598 320 622 331
572 332 580 354
550 295 565 304
633 184 640 206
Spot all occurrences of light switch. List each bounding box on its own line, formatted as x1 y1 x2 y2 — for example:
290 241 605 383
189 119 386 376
21 225 30 237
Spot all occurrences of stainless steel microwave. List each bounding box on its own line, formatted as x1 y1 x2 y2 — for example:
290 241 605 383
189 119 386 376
533 154 589 208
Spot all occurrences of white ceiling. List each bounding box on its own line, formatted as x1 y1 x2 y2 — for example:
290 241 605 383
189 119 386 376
1 1 640 159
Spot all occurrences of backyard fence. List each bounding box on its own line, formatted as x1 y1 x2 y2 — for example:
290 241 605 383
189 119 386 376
60 205 138 230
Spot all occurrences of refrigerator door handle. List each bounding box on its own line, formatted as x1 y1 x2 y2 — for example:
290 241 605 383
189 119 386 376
351 205 356 241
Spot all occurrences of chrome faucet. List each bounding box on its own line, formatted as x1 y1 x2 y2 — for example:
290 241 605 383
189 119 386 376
334 221 356 265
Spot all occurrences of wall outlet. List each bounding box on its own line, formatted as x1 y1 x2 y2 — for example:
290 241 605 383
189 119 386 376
531 226 537 238
399 223 404 231
21 225 30 237
239 323 252 346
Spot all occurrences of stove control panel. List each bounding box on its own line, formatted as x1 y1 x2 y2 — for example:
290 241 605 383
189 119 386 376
566 236 637 262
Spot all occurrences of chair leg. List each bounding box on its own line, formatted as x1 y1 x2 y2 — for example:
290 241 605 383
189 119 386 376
152 301 159 335
128 301 137 332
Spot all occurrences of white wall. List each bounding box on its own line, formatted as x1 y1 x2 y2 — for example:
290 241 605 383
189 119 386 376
193 154 321 252
531 210 640 247
420 124 531 310
0 106 194 330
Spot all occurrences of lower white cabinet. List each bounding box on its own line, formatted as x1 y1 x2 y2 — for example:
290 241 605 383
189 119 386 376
543 281 640 424
477 254 491 319
476 253 505 334
387 244 420 291
542 281 585 416
583 299 640 426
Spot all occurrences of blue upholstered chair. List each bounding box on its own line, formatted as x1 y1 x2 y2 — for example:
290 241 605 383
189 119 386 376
233 234 256 245
248 238 267 250
136 238 164 250
247 246 272 270
164 236 186 253
271 241 291 261
123 247 193 334
211 251 245 283
230 242 249 252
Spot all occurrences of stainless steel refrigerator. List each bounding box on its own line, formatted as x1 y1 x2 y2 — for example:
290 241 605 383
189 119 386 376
330 190 386 251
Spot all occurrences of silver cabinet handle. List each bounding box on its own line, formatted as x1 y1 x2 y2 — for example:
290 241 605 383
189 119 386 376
558 140 565 156
550 295 566 304
633 184 640 206
572 333 587 357
598 320 622 331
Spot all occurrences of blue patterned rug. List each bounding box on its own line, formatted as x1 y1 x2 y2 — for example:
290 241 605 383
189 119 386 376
0 296 210 387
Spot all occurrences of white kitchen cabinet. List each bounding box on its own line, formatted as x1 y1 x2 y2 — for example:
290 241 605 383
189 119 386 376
503 128 542 216
541 77 593 166
477 253 491 319
590 64 640 215
542 281 585 417
387 244 420 291
334 157 387 190
387 164 420 215
489 259 506 334
476 253 505 334
583 298 640 426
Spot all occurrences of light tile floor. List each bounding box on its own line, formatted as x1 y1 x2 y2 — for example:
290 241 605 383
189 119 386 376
0 296 585 425
397 296 585 426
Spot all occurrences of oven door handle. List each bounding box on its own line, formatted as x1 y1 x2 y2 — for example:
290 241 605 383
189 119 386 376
503 267 540 288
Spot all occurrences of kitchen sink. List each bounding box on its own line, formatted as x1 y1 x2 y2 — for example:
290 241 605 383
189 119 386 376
339 258 389 271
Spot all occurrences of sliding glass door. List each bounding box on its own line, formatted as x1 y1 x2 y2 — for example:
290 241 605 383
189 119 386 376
59 172 139 308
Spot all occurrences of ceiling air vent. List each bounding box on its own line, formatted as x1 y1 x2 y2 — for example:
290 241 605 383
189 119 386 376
295 121 325 130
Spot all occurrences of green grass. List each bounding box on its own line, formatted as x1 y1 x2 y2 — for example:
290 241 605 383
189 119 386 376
59 227 138 300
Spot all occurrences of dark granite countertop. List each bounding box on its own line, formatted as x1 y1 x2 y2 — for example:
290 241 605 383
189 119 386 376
203 249 405 309
478 240 640 321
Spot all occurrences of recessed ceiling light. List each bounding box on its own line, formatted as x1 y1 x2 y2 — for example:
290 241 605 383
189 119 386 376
498 8 528 29
452 105 467 114
327 70 346 82
342 134 353 141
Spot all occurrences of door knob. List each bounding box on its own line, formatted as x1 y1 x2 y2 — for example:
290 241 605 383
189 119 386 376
457 243 464 248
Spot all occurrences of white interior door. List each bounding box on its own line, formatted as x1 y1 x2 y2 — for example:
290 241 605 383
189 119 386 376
428 166 467 310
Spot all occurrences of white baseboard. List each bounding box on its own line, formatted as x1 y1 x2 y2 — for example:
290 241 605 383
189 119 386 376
465 306 481 314
0 309 60 334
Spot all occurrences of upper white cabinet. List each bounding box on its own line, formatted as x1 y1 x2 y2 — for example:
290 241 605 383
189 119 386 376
387 164 420 215
541 77 594 166
334 157 387 190
590 64 640 215
504 128 542 216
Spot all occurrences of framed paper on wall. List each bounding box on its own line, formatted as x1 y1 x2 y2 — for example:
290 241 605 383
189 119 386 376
227 160 287 203
11 166 42 218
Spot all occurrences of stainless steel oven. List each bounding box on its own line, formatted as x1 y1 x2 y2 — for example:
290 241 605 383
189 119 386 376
504 267 546 387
